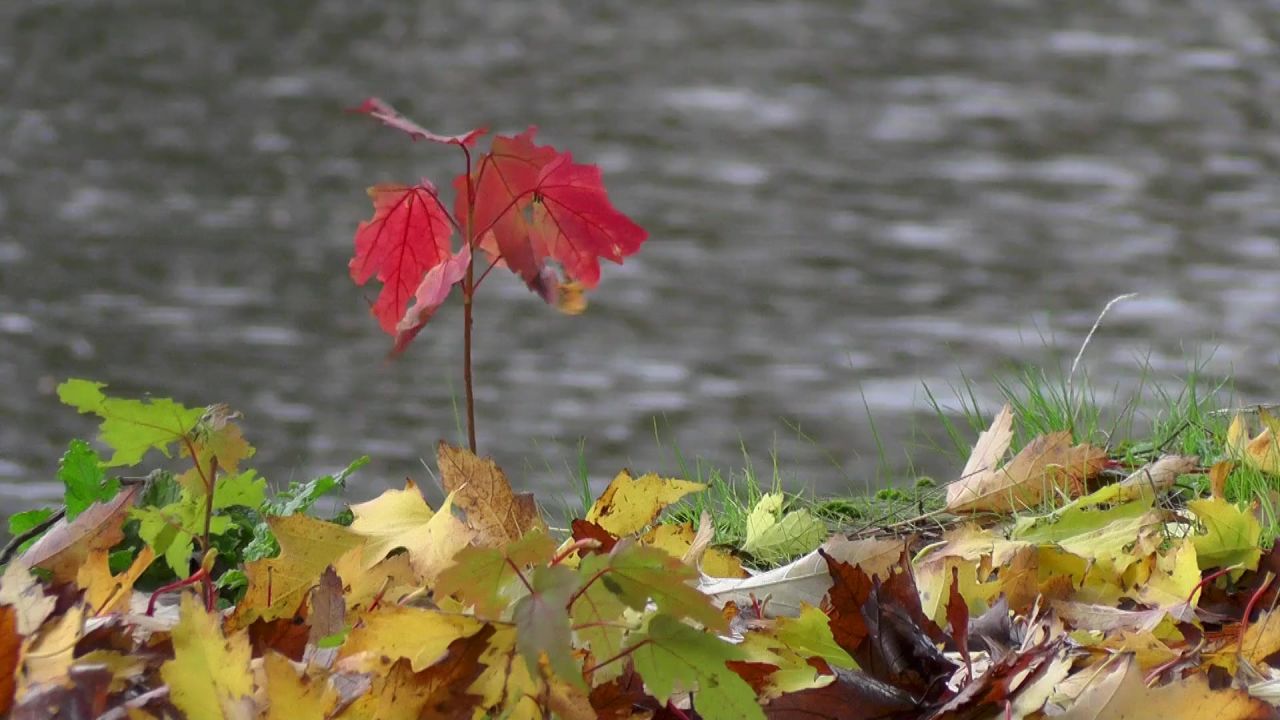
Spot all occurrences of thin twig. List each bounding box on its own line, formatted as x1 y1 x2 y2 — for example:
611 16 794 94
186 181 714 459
0 507 65 565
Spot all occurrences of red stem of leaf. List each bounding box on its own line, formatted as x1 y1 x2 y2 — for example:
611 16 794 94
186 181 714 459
566 568 611 612
550 538 600 566
1187 565 1237 606
582 639 651 677
471 254 503 291
146 567 210 616
506 557 535 595
1240 571 1276 651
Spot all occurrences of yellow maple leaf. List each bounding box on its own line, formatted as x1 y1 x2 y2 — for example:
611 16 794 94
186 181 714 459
468 625 544 718
585 470 705 537
349 481 475 583
332 548 417 612
337 605 486 672
77 545 155 616
0 563 56 636
260 651 337 720
161 594 254 720
1228 412 1280 476
437 442 547 547
230 514 363 627
641 523 746 578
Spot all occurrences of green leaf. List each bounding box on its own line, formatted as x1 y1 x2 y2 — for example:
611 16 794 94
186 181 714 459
774 603 856 669
57 379 204 467
316 628 350 649
513 564 582 688
58 439 118 519
595 541 725 632
740 492 827 563
572 555 630 682
434 531 557 618
263 457 367 516
6 508 54 555
632 614 763 720
1190 497 1262 571
213 470 267 510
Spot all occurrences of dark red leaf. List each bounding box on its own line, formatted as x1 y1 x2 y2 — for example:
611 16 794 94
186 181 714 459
726 660 782 695
821 548 873 654
350 184 456 336
590 665 662 719
571 518 619 556
947 566 972 683
351 98 487 147
763 667 919 719
0 606 16 716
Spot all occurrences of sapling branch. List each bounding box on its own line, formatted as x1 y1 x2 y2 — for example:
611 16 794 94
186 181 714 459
462 144 479 452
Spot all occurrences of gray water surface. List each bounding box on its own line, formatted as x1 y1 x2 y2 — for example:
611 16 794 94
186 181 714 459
2 1 1280 508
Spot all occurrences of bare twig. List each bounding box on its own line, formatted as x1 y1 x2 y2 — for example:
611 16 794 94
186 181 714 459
0 507 65 566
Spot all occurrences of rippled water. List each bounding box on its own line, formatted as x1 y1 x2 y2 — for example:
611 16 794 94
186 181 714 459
2 1 1279 509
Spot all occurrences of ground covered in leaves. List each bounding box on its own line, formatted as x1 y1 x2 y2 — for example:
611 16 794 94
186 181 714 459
8 384 1280 718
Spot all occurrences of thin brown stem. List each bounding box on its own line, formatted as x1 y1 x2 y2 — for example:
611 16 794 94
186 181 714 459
462 148 479 452
505 558 534 594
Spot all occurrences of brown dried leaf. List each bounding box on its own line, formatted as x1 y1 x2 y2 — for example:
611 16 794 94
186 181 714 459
946 431 1108 514
18 484 141 583
437 442 546 547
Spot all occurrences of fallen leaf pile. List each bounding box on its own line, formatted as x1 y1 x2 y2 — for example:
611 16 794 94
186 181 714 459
7 401 1280 718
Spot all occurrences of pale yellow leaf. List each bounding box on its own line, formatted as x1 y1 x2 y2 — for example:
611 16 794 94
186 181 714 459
349 482 475 583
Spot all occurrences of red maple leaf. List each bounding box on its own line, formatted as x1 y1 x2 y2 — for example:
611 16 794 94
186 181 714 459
351 98 488 147
350 183 455 335
391 243 471 355
459 129 647 296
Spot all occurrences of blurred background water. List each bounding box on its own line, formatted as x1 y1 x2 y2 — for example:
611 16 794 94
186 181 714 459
2 0 1279 510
